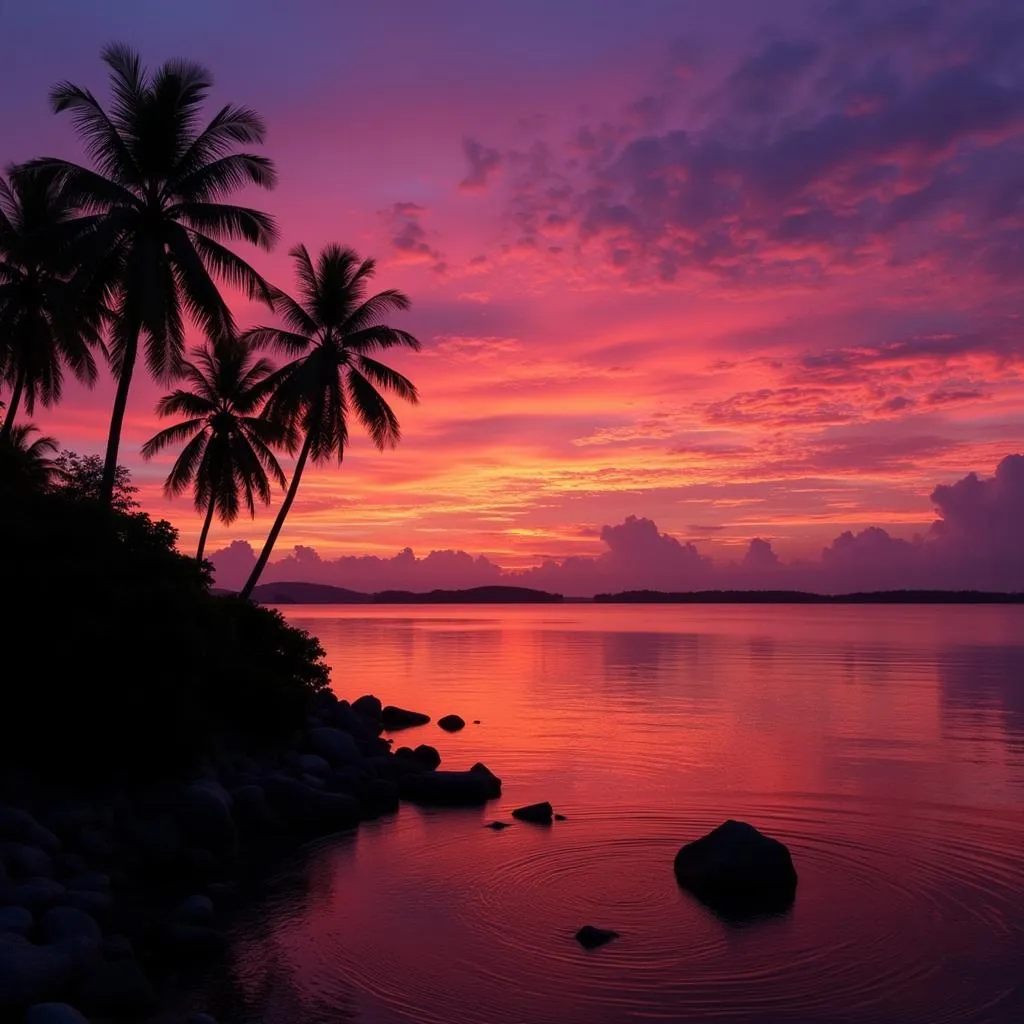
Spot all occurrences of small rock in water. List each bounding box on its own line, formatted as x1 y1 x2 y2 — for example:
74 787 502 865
412 744 441 770
438 714 466 732
380 706 431 730
575 925 619 949
511 801 554 825
554 814 568 821
472 719 481 724
484 821 511 830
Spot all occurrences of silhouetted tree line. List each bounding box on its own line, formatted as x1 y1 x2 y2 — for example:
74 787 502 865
1 45 420 598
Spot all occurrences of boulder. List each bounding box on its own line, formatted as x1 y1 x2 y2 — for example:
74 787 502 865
354 778 400 818
484 821 511 831
470 762 497 778
0 934 74 1010
121 814 182 870
399 770 501 806
1 841 53 879
72 827 112 863
380 706 431 730
174 894 215 925
178 782 236 855
438 714 466 733
575 925 619 949
511 802 554 825
0 905 33 935
230 785 282 834
297 753 331 776
66 871 109 893
308 727 360 767
103 934 135 961
188 1014 221 1024
412 744 441 771
61 889 112 918
78 958 158 1015
363 754 421 780
9 879 66 912
24 1004 89 1024
262 777 360 834
673 819 798 915
351 694 383 721
0 807 60 855
40 907 103 971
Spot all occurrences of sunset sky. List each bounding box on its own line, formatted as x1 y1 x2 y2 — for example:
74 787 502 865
2 0 1023 587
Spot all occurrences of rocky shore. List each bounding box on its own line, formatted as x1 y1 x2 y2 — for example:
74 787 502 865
0 691 499 1023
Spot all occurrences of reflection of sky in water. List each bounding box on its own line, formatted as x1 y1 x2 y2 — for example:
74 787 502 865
187 605 1024 1024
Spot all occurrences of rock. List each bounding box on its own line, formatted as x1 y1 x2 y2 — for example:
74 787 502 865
363 754 421 780
438 714 466 732
0 807 60 855
308 727 360 767
0 841 53 879
174 894 215 925
399 770 502 806
24 1003 89 1024
351 694 383 720
0 906 32 934
394 746 415 760
484 821 511 830
673 819 798 916
555 814 568 822
512 802 554 825
262 777 360 834
470 762 497 777
103 933 134 961
122 814 182 870
72 827 112 863
188 1014 220 1024
412 744 441 771
297 753 331 776
178 782 236 855
161 923 226 960
78 957 158 1015
0 934 74 1009
53 854 88 881
66 871 109 893
380 706 431 730
61 890 112 918
41 907 103 970
10 879 66 912
355 778 400 818
230 785 282 834
575 925 619 949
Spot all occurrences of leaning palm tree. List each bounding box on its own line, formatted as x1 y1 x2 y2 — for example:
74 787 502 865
142 338 288 561
0 163 104 440
32 43 279 505
0 422 64 490
238 244 421 599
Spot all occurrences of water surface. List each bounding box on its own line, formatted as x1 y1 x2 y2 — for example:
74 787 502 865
199 605 1024 1023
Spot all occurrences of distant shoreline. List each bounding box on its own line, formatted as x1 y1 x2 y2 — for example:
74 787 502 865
231 581 1024 605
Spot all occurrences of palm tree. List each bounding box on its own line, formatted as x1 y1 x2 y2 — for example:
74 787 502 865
0 422 64 490
0 163 104 440
238 244 421 599
33 43 279 505
142 339 288 561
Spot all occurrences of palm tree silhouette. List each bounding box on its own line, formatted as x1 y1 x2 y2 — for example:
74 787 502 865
33 43 278 505
238 244 420 599
142 339 288 561
0 163 104 440
0 422 64 490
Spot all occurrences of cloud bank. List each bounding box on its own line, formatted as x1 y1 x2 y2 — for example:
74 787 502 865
211 455 1024 596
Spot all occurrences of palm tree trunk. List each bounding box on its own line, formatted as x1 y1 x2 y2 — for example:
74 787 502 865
100 329 139 507
0 366 27 442
239 431 313 600
196 500 217 561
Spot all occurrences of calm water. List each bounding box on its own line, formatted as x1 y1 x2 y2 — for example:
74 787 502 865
197 605 1024 1024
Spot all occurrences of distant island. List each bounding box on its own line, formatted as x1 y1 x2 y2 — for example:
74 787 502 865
593 590 1024 604
249 582 564 604
241 584 1024 605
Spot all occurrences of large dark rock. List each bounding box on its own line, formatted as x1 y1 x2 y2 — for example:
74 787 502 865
174 894 215 925
0 935 75 1010
9 879 66 912
24 1004 89 1024
0 906 33 935
177 782 236 855
412 744 441 770
512 802 554 825
438 714 466 733
575 925 619 949
0 841 53 879
351 694 383 721
230 785 282 834
380 706 431 730
0 807 60 855
673 819 798 916
399 769 502 806
262 777 361 834
41 907 103 972
308 726 360 766
354 778 400 818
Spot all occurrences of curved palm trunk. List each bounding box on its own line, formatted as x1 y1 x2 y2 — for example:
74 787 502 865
100 328 139 506
0 366 27 442
196 500 217 562
239 431 314 600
